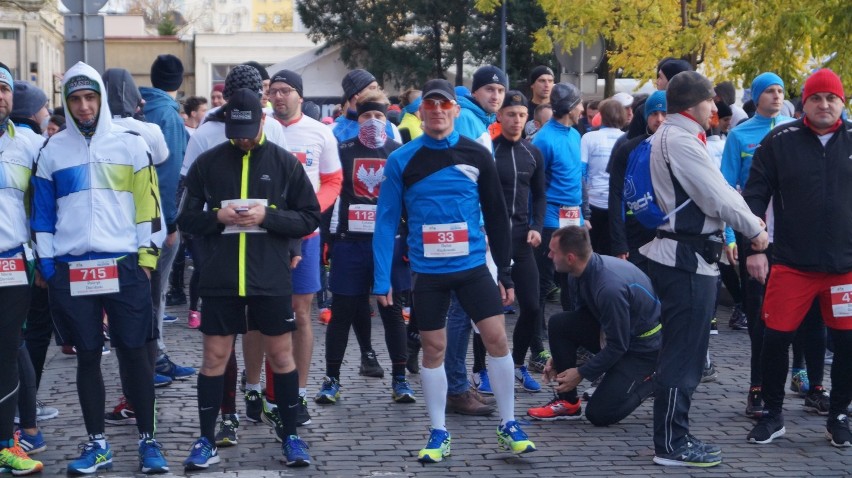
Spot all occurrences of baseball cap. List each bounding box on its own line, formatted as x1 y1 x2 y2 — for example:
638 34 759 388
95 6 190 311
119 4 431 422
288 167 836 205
422 79 455 101
224 88 263 140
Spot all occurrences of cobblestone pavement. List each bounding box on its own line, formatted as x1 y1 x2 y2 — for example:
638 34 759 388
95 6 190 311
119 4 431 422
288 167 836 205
31 294 852 477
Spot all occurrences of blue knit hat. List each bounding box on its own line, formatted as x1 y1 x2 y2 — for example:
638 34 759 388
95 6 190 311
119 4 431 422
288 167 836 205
751 72 784 104
644 90 667 120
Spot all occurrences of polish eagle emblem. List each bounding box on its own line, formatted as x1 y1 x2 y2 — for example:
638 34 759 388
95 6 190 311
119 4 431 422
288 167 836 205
353 158 385 198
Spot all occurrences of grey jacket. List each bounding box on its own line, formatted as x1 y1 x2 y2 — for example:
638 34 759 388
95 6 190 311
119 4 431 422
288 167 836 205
639 114 762 275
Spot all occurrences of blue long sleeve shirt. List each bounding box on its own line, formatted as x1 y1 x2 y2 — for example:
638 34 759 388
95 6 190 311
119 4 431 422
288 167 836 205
140 87 188 230
532 118 585 228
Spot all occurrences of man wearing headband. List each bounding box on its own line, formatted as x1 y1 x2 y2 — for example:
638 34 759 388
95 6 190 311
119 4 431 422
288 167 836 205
0 60 44 477
316 90 414 406
373 78 536 463
31 61 168 474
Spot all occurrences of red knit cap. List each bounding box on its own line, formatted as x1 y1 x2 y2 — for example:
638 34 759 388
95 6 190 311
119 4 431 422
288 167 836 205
803 69 845 103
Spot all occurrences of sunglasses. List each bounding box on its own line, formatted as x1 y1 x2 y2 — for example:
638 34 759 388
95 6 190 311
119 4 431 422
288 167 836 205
422 98 457 110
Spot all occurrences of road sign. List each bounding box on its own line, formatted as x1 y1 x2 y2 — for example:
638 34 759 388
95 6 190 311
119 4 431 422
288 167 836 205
61 0 108 14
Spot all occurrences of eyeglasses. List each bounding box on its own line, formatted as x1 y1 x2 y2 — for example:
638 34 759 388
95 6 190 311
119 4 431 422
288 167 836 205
422 98 456 110
268 87 296 97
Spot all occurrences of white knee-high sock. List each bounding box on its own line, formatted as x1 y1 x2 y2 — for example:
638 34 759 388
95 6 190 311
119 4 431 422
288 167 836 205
421 364 448 431
488 353 515 425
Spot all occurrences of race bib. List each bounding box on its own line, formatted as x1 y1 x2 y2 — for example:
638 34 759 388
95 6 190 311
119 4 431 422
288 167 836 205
0 254 27 287
348 204 376 233
559 206 581 227
423 222 469 258
70 258 119 296
830 284 852 318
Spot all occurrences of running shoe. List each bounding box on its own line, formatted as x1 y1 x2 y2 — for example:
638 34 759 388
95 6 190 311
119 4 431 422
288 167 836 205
402 307 410 324
315 377 341 404
138 438 169 474
244 390 263 422
745 386 764 418
804 386 830 416
282 435 311 467
496 420 536 455
514 365 541 392
391 376 416 403
61 345 76 356
105 396 136 425
214 414 239 447
827 414 852 448
729 304 748 330
528 350 550 373
545 285 560 303
187 310 201 329
165 289 186 306
296 396 312 427
825 350 834 365
527 397 582 421
67 441 113 475
359 351 384 378
417 429 451 463
161 314 178 324
154 374 172 388
17 429 46 455
102 323 110 341
790 368 810 397
101 345 111 355
685 434 722 454
318 308 331 325
155 354 196 380
261 403 285 442
653 441 722 467
710 317 718 335
748 412 786 444
35 400 58 421
0 435 43 476
503 305 516 314
701 362 718 383
182 437 219 471
477 369 493 395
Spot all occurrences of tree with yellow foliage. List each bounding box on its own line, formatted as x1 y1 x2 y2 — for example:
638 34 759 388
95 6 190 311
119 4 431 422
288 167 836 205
476 0 851 99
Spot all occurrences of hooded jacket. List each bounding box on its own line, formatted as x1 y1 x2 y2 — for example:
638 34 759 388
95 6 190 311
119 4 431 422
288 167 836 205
102 69 169 167
140 84 188 231
0 120 34 255
532 118 587 228
31 61 165 279
455 95 494 151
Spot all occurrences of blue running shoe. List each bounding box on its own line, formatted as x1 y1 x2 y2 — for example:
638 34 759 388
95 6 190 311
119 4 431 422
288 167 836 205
154 374 172 388
418 428 451 463
314 377 340 404
497 420 536 455
155 354 196 380
67 441 113 475
391 376 416 403
161 315 178 324
282 435 311 467
183 437 219 471
515 365 541 392
477 369 493 395
17 429 46 454
139 438 169 474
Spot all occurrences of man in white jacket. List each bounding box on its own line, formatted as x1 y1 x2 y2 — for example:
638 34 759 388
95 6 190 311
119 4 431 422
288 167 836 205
31 62 168 475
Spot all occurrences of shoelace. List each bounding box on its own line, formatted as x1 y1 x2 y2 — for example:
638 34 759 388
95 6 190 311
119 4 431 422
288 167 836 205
4 444 30 460
425 430 448 448
142 440 162 459
285 437 309 452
